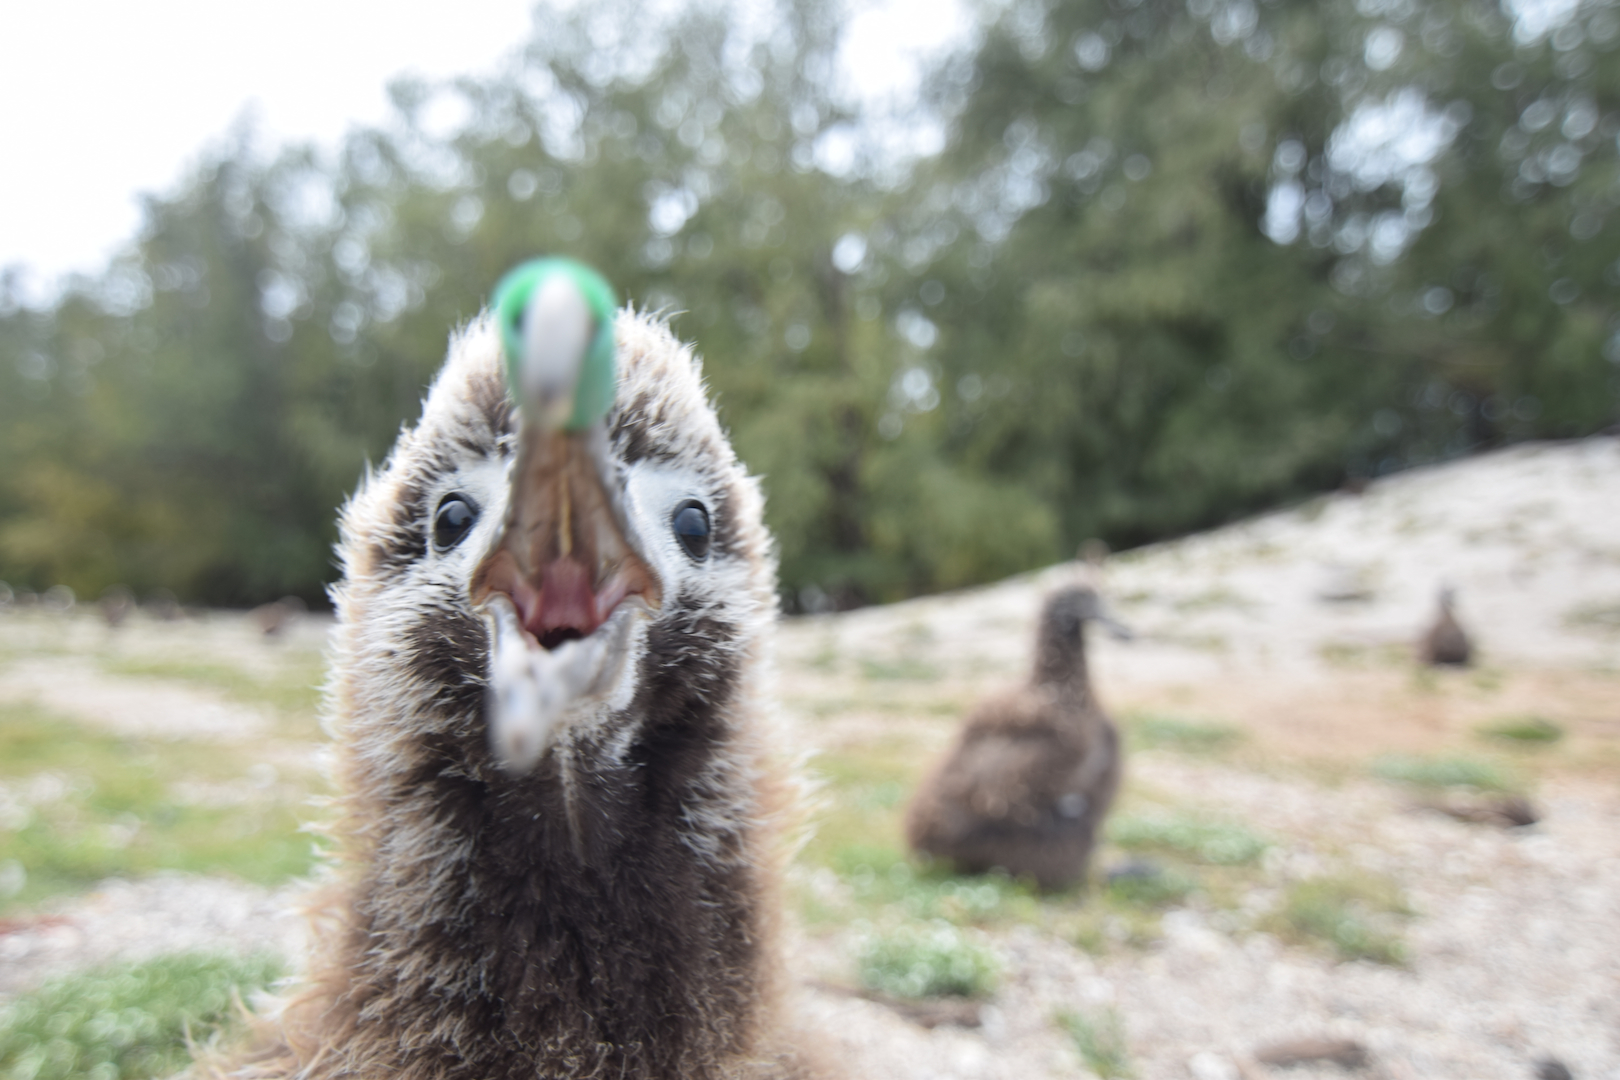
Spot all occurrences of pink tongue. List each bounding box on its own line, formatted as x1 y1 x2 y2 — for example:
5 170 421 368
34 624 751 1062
526 557 599 640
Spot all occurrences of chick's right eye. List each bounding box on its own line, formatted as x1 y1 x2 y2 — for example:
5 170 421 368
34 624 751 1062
432 496 479 551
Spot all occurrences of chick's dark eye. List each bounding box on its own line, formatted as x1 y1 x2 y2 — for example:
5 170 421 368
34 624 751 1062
672 500 711 560
432 495 479 552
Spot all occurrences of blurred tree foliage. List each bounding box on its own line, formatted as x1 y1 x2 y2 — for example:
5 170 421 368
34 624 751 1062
0 0 1615 610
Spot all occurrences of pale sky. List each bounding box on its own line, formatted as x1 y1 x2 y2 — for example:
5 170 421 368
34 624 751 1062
0 0 970 302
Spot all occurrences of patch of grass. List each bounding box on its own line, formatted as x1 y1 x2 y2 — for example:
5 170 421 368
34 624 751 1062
807 636 840 671
856 922 998 999
1056 1008 1132 1078
1318 641 1406 669
0 703 321 913
1155 631 1230 653
1265 874 1409 965
797 696 861 720
1294 495 1330 523
1107 812 1269 866
99 656 324 718
901 621 935 646
1318 641 1365 667
1171 588 1252 613
1127 714 1244 754
857 657 940 681
877 862 1037 923
1477 716 1564 744
1370 753 1517 792
1565 599 1620 633
0 951 281 1080
1104 864 1197 908
1059 902 1167 955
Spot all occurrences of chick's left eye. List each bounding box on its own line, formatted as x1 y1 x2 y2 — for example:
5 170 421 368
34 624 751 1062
673 501 711 560
433 496 479 551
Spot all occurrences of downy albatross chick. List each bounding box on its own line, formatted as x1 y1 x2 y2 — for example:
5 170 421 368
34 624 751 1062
905 585 1125 892
209 260 829 1080
1419 584 1472 667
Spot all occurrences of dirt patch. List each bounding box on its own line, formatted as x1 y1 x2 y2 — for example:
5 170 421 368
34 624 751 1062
0 875 305 997
0 658 274 742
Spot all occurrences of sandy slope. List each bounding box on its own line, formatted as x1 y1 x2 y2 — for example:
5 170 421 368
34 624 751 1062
791 435 1620 678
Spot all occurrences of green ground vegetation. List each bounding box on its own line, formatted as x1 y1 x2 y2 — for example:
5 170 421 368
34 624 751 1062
0 952 281 1080
1055 1008 1133 1079
98 655 325 722
1564 600 1620 633
1124 713 1246 755
0 702 322 914
856 657 942 683
1263 873 1411 965
1102 863 1198 908
1369 753 1520 792
855 922 999 999
1476 716 1565 745
1106 811 1270 866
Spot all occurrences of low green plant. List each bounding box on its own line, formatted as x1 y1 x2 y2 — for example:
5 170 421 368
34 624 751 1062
1267 875 1409 965
833 851 1038 925
857 657 939 681
1564 600 1620 632
1056 1008 1132 1078
0 704 321 913
1172 587 1253 612
99 656 325 718
1370 754 1516 792
1476 716 1564 744
1107 812 1269 865
856 922 998 999
0 952 281 1080
1104 864 1197 908
1128 714 1244 753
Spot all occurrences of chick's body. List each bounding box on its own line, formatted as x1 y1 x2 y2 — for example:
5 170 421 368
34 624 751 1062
905 586 1122 892
204 309 834 1080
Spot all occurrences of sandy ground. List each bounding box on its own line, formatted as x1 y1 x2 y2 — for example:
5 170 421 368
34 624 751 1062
1 437 1617 1078
0 876 306 998
0 657 274 743
791 764 1619 1080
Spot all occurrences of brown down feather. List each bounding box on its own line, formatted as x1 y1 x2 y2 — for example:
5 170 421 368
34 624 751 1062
194 312 837 1080
904 585 1122 892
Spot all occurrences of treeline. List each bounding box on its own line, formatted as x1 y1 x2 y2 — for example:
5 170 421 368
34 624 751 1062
1 0 1616 610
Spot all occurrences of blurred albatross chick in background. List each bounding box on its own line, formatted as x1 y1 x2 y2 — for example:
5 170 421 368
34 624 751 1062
905 585 1128 892
1419 584 1473 667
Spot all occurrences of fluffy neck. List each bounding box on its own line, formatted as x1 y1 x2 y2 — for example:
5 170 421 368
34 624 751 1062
1032 618 1092 701
307 615 777 1080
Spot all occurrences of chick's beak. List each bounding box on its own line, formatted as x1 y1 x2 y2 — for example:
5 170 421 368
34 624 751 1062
470 426 660 772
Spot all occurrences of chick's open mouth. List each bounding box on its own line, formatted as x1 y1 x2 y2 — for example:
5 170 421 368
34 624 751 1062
470 429 660 650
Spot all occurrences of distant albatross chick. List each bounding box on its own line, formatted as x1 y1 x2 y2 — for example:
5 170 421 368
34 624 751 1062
1419 584 1472 667
905 584 1127 892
